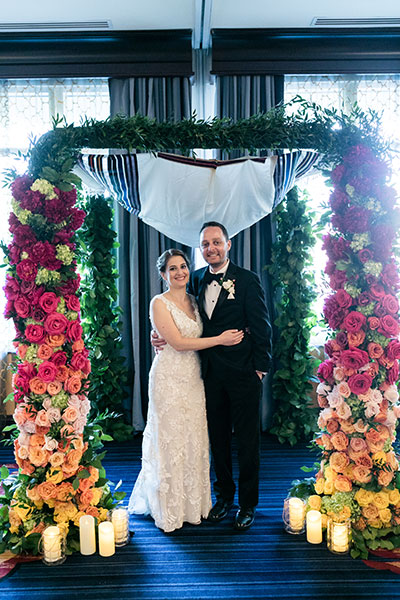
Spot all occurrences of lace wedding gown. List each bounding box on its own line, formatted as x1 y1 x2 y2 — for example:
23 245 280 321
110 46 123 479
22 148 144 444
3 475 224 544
128 294 212 532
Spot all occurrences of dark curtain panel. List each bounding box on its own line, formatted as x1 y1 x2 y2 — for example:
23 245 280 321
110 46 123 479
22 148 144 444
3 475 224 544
215 74 283 430
109 77 192 430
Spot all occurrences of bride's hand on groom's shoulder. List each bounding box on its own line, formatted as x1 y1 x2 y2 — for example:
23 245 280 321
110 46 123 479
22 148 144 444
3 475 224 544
151 329 166 352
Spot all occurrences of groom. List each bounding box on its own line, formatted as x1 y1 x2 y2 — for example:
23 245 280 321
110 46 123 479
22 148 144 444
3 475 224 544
188 222 272 530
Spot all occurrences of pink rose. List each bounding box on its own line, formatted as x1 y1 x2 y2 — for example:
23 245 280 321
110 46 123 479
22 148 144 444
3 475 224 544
25 324 46 344
50 351 67 367
37 361 58 383
382 294 399 315
368 284 385 300
67 321 83 342
44 312 68 335
388 361 399 385
340 348 369 370
70 352 89 373
348 373 373 395
14 296 31 318
39 292 60 314
65 295 80 312
387 341 400 360
335 289 353 308
317 360 334 384
342 311 367 333
379 315 400 338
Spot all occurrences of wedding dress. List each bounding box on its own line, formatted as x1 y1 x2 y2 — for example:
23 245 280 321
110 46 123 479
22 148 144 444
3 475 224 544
128 294 212 532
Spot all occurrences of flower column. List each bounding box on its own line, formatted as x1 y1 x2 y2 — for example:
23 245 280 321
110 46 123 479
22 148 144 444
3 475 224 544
3 176 108 553
314 145 400 556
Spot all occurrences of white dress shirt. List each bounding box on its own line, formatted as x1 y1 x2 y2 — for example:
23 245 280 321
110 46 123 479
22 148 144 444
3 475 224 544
204 260 230 320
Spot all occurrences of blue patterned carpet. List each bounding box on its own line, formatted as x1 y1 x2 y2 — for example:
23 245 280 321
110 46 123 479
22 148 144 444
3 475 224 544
2 434 400 599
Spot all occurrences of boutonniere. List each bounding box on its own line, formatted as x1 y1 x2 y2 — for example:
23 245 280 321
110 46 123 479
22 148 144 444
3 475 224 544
220 278 235 299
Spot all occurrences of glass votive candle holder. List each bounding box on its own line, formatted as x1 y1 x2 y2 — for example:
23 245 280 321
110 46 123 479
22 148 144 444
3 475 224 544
110 506 130 547
327 517 351 554
41 525 66 566
282 497 306 534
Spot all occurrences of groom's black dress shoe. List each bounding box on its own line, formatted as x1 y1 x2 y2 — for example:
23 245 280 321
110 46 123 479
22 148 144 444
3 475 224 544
207 499 233 522
234 507 255 531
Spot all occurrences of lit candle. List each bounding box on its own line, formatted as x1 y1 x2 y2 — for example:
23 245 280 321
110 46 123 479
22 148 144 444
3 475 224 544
79 515 96 555
331 522 349 553
306 510 322 544
98 521 115 557
111 508 129 546
288 497 305 531
42 526 62 563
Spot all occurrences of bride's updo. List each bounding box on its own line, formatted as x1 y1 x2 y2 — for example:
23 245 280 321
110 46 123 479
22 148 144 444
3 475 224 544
156 249 191 276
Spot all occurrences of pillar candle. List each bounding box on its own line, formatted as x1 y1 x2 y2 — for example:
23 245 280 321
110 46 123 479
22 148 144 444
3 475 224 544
288 497 305 531
99 521 115 557
79 515 96 555
331 522 349 553
111 508 129 545
306 510 322 544
42 526 62 563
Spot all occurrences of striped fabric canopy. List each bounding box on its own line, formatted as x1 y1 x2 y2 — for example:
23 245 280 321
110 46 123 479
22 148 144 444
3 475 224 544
77 150 318 246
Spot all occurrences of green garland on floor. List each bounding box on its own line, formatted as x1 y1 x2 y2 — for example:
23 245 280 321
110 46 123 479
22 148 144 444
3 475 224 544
78 195 132 441
268 187 320 445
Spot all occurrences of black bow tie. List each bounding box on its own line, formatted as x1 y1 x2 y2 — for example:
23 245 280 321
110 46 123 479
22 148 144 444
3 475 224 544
204 270 222 285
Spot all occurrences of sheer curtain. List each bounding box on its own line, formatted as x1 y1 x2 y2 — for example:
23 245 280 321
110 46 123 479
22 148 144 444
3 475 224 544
109 77 192 430
215 75 284 430
0 77 110 411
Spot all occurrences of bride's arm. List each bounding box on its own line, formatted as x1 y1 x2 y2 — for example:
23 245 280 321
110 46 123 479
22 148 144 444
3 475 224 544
151 298 243 352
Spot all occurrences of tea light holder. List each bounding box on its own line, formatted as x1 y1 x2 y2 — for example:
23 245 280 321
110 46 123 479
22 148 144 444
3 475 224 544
282 497 306 534
110 506 130 547
327 517 351 554
41 525 66 566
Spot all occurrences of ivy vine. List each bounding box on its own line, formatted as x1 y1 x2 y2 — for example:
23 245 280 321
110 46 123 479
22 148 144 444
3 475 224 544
78 195 132 441
268 187 321 445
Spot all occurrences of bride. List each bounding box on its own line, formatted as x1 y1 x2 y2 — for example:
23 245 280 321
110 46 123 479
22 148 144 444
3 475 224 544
128 249 243 533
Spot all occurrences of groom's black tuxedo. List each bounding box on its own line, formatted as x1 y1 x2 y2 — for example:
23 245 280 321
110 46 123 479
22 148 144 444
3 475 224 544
189 261 272 509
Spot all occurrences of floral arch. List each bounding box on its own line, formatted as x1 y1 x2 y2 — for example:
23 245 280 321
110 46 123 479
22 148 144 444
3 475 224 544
0 100 399 559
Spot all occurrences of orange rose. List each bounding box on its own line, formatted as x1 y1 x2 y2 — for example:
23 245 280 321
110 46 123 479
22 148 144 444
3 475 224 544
353 465 372 483
18 344 28 359
85 506 100 518
65 448 82 467
334 474 352 492
80 489 94 506
367 342 384 359
378 470 394 487
49 452 65 468
72 339 85 352
26 485 41 502
355 454 373 469
56 365 69 382
329 451 350 473
47 333 65 348
29 377 47 395
365 428 382 444
71 437 84 452
28 446 49 467
362 504 379 520
330 431 349 451
64 376 82 394
37 480 57 501
47 380 63 396
339 419 355 434
30 433 45 447
56 482 75 502
62 406 79 423
37 344 53 360
347 330 365 347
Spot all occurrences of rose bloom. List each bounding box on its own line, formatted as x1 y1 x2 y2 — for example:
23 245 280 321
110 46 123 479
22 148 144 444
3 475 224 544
334 474 352 492
378 470 395 487
339 419 355 434
373 491 390 509
65 294 80 312
65 375 82 394
379 508 393 524
340 348 369 370
317 395 329 408
38 361 58 383
326 419 339 434
29 377 47 395
51 350 67 366
355 453 373 469
44 436 59 451
379 314 400 337
37 344 53 360
337 381 351 398
349 437 367 453
55 365 69 382
330 431 349 451
44 312 68 335
74 417 86 434
387 451 399 471
16 258 38 282
47 380 63 396
47 333 66 347
383 294 399 314
28 446 49 467
347 330 365 347
367 342 384 359
336 402 352 420
67 320 83 342
72 338 85 352
329 451 350 473
37 480 57 501
39 292 59 314
367 439 386 453
342 311 367 332
387 340 400 361
79 478 93 493
35 410 50 428
17 445 29 460
47 407 61 423
352 465 372 483
333 366 345 382
62 405 79 423
14 296 31 318
348 373 373 396
56 482 75 502
389 489 400 505
25 324 46 344
362 504 379 520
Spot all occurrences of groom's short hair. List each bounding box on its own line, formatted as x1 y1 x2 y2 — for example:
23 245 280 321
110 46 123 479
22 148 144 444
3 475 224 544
200 221 229 241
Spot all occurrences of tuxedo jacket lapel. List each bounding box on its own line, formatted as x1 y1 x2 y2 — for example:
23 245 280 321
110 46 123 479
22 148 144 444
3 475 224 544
197 268 210 321
212 262 238 317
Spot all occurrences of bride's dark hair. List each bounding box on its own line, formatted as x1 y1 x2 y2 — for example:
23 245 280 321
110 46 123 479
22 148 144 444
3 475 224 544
156 249 191 275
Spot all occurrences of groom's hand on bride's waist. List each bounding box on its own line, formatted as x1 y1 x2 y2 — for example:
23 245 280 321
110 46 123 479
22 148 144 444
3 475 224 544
151 329 167 352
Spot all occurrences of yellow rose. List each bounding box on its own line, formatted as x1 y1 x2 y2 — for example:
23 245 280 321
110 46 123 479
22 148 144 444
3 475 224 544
368 518 383 529
308 495 322 511
379 508 392 523
373 491 390 509
46 498 56 508
314 479 325 495
355 488 374 507
34 500 44 510
372 451 387 465
98 508 108 522
90 488 103 506
321 513 328 529
362 504 379 520
389 489 400 505
339 506 352 520
324 480 334 495
324 466 334 481
14 503 33 521
46 468 64 484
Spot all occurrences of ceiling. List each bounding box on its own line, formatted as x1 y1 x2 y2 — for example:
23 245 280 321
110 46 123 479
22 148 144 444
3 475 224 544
0 0 399 35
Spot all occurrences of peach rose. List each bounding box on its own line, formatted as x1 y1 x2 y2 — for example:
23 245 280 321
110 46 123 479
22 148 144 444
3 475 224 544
336 402 352 420
337 382 351 398
350 437 367 453
367 439 386 453
72 338 85 352
378 470 394 487
49 452 65 468
85 506 100 518
362 504 379 520
367 342 384 359
71 437 84 452
47 380 63 396
37 480 57 501
330 431 349 451
28 446 49 467
30 433 45 447
37 344 53 360
334 474 352 492
56 482 75 502
26 485 41 503
17 445 29 460
47 333 66 347
352 465 372 483
79 489 94 506
65 448 82 467
347 330 366 347
29 377 47 395
56 365 69 382
17 344 28 359
79 478 93 493
329 451 350 473
355 454 373 469
62 406 79 424
333 367 346 382
35 410 50 428
64 375 82 394
365 428 382 444
354 419 368 433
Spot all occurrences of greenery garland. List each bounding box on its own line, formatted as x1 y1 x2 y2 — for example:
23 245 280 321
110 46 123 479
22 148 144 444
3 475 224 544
268 187 320 445
78 195 132 441
28 101 388 191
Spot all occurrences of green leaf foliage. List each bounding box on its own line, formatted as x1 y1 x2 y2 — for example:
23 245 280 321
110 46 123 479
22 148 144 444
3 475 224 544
78 195 133 440
268 187 319 445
